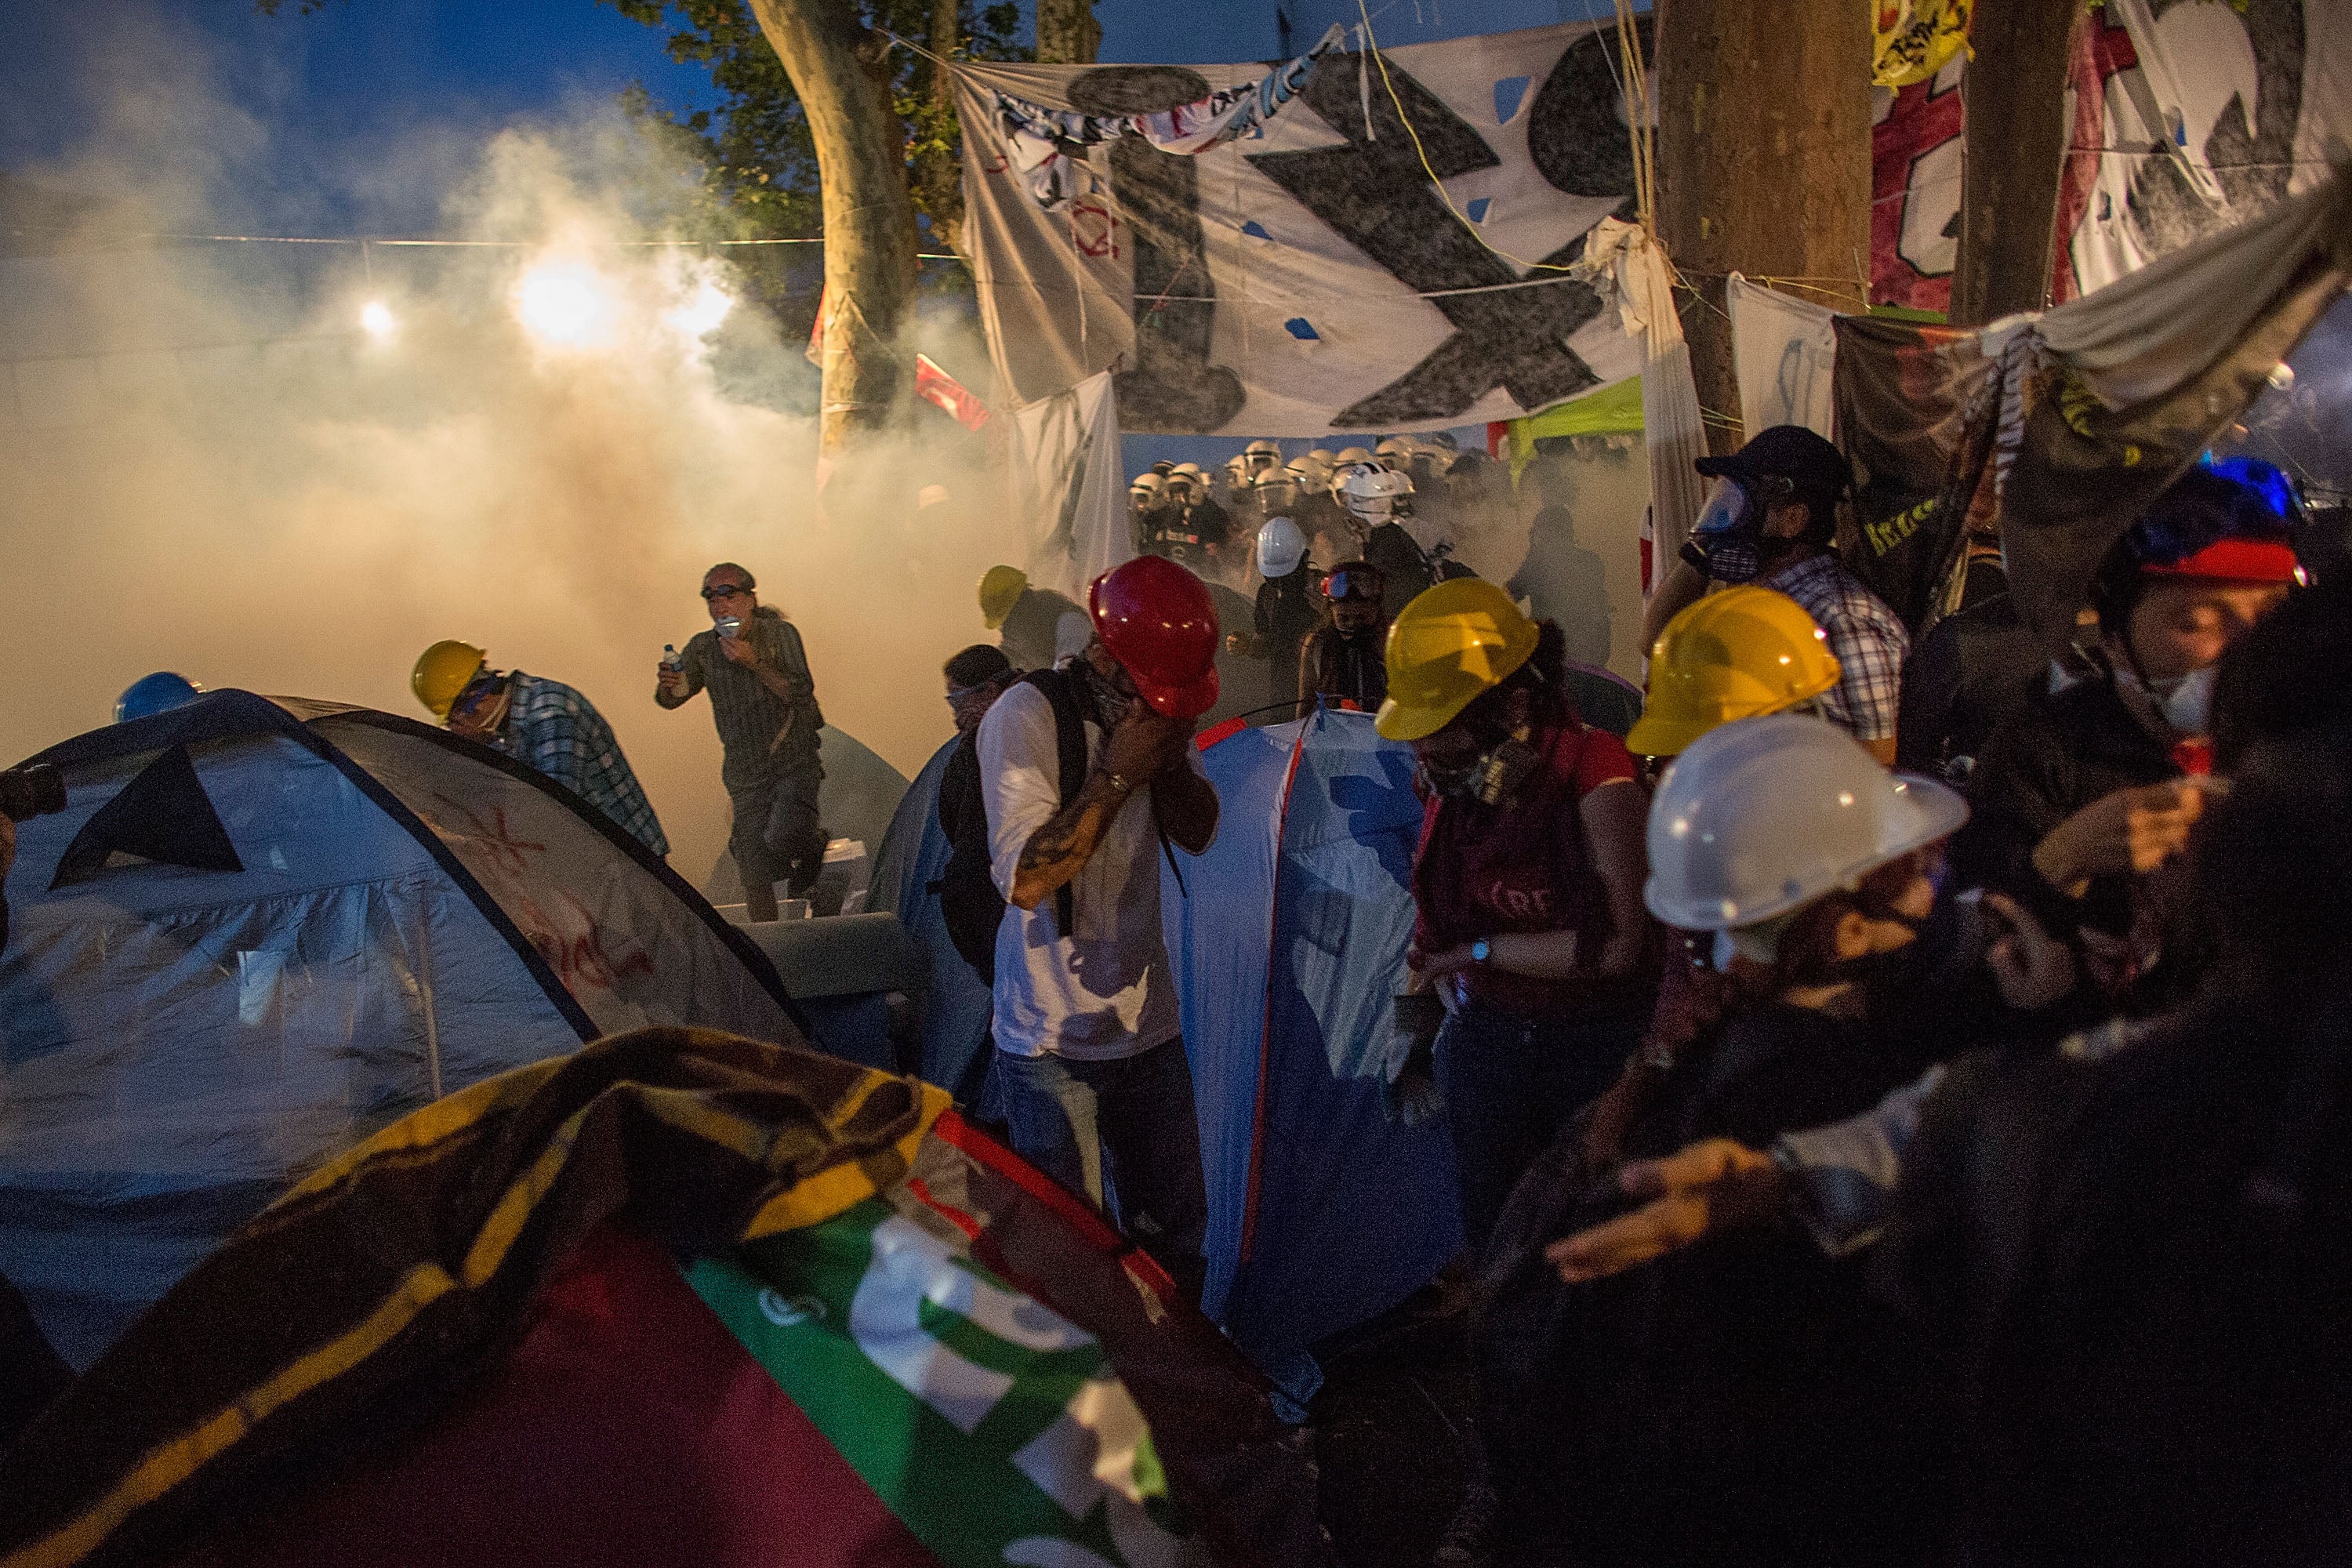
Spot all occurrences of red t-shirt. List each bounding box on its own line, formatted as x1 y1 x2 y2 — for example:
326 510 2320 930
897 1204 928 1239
1411 720 1640 1015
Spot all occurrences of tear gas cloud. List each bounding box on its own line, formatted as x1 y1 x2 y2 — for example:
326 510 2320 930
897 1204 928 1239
0 20 1009 883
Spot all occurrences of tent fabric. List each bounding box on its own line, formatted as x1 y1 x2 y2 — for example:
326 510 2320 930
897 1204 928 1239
1728 273 1839 440
0 1030 1326 1568
815 725 911 862
1007 368 1134 602
1164 710 1461 1388
952 20 1661 435
1 691 800 1369
869 738 995 1103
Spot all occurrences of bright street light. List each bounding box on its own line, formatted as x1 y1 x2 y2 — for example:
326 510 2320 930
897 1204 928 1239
514 259 617 350
359 299 396 339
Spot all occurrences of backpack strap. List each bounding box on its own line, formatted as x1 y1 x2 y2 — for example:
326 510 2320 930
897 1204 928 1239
1018 668 1089 938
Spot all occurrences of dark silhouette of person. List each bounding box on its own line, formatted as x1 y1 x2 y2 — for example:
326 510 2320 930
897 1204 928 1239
1508 468 1610 668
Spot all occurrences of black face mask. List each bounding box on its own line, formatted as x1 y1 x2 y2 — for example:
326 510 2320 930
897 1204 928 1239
1079 660 1133 728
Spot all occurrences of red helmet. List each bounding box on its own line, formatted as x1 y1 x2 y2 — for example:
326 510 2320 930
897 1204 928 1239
1088 555 1221 718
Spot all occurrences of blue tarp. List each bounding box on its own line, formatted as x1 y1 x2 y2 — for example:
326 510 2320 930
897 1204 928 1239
1166 709 1462 1393
881 712 1463 1396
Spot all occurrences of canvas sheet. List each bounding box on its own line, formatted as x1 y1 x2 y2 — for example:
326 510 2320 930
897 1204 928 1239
1727 273 1840 439
953 19 1660 436
1006 368 1134 601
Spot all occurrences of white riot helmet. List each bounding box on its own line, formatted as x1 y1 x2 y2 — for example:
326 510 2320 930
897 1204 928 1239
1306 448 1337 466
1164 469 1199 503
1130 472 1167 508
1338 462 1414 520
1333 446 1375 469
1644 712 1968 934
1374 437 1414 470
1243 438 1283 477
1256 516 1308 579
1224 454 1254 490
1171 462 1207 484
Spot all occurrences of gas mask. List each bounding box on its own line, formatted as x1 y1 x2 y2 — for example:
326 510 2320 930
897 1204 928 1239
1691 477 1762 585
1421 724 1541 806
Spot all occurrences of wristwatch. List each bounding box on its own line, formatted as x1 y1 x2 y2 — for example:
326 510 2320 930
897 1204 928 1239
1469 938 1492 965
1103 770 1136 795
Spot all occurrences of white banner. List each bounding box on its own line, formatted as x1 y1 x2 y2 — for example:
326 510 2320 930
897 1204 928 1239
1727 274 1839 439
953 19 1657 436
1006 369 1133 603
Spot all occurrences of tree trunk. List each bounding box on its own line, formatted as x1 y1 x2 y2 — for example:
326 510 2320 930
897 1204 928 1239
1035 0 1100 65
1949 0 2080 325
913 0 964 252
748 0 920 452
1657 0 1872 454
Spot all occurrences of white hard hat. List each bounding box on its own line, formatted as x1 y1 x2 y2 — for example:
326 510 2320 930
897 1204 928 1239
1644 713 1968 932
1338 463 1413 517
1334 446 1375 467
1256 516 1308 579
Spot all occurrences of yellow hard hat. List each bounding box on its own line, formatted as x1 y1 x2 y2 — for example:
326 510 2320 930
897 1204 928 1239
412 640 486 720
978 564 1029 630
1624 586 1842 757
1375 578 1541 742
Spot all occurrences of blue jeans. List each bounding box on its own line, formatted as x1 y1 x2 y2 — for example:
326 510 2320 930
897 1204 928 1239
1435 994 1644 1254
994 1037 1210 1305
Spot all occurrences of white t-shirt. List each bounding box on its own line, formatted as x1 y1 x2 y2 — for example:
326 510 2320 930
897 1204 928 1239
977 680 1204 1060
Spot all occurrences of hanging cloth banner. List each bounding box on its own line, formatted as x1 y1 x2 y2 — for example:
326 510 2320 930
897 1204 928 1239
913 353 991 430
951 18 1661 436
1836 172 2350 646
1006 369 1134 602
1726 273 1841 439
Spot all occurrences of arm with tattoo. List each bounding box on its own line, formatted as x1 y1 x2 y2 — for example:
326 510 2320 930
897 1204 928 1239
1009 769 1140 911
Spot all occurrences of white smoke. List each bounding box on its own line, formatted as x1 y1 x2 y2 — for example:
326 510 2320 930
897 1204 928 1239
0 13 1011 882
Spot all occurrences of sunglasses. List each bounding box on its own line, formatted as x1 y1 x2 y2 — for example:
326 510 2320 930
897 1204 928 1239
701 583 750 601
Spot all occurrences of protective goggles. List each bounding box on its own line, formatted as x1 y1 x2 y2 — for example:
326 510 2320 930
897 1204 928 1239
701 583 752 600
1322 568 1384 602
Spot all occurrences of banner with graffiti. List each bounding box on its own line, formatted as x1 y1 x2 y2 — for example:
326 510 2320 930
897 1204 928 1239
1872 0 2347 314
951 20 1656 435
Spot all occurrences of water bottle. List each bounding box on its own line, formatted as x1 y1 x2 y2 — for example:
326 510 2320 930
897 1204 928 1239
660 643 682 673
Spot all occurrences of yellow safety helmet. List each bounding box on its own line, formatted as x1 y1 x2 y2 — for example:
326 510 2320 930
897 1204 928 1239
978 564 1029 630
412 640 487 720
1624 585 1842 757
1375 578 1541 742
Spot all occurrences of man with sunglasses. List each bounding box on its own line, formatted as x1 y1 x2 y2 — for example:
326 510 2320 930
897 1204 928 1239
1300 561 1389 713
655 563 826 922
1644 426 1908 763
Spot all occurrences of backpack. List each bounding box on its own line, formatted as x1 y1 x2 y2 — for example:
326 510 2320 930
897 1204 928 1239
931 670 1089 980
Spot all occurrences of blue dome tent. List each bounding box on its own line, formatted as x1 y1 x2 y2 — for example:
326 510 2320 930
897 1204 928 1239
0 691 805 1367
1166 708 1461 1397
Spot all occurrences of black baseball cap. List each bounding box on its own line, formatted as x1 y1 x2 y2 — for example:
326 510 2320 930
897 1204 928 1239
1694 424 1851 502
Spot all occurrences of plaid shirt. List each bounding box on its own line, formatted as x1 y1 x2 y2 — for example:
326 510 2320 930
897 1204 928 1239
498 673 670 857
1767 554 1909 744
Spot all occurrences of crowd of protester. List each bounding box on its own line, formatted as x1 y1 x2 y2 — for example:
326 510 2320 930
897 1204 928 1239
958 425 2346 1566
7 411 2343 1566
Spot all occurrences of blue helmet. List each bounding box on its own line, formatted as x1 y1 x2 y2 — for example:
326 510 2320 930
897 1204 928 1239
114 672 203 723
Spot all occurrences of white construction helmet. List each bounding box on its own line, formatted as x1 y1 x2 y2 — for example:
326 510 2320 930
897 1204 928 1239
1338 462 1414 519
1130 472 1166 506
1256 516 1308 579
1333 445 1375 468
1644 712 1969 932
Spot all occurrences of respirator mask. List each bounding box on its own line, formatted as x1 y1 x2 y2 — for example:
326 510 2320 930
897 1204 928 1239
1421 724 1541 806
